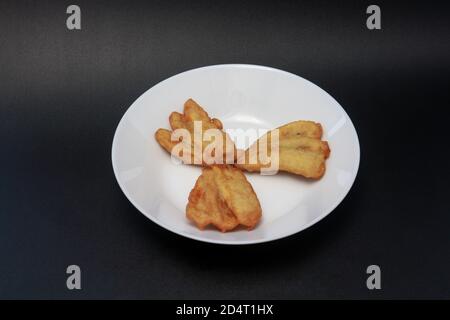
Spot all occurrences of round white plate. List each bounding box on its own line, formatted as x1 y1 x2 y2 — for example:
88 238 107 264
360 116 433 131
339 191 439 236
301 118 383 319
112 64 360 245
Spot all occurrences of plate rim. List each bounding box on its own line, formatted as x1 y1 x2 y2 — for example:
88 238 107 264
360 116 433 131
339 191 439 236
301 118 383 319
111 63 360 245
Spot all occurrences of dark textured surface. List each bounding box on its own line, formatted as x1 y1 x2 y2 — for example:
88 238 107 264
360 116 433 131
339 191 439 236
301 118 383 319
0 0 449 299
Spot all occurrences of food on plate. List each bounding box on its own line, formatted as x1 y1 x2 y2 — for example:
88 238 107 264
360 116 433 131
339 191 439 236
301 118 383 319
156 98 330 232
186 165 262 232
155 99 236 165
236 120 330 179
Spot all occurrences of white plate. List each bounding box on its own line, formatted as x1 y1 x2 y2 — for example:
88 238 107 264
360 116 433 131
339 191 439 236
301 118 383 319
112 64 360 245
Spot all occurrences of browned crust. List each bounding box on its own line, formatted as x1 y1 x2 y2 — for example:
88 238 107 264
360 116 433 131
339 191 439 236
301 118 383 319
237 120 331 179
155 98 236 166
186 165 262 232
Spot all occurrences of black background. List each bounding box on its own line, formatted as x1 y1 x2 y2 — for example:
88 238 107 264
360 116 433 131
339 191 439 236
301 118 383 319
1 0 449 299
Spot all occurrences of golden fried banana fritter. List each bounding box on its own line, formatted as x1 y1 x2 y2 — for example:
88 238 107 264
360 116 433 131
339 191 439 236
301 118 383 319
155 99 235 165
236 120 330 179
186 165 262 232
277 120 324 139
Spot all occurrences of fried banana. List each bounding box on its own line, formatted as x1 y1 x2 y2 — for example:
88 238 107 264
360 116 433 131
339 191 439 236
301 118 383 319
236 120 330 179
155 99 236 165
277 120 324 139
186 165 262 232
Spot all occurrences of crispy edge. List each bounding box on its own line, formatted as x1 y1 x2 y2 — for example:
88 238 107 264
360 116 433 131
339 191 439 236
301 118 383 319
211 118 223 129
155 128 198 164
155 128 177 154
184 98 211 123
169 112 186 131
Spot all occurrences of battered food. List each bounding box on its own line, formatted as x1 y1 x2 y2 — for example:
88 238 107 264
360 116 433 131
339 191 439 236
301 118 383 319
155 99 236 165
236 120 330 179
186 165 262 232
156 99 330 232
